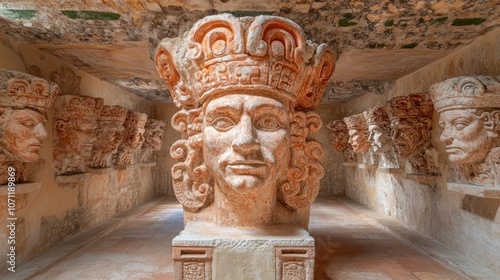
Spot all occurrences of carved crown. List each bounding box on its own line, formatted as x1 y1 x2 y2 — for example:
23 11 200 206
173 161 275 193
364 105 389 125
386 93 433 119
429 76 500 112
343 113 367 130
100 105 128 123
0 69 59 114
124 111 148 129
326 119 348 133
145 119 166 130
155 14 335 110
54 95 104 120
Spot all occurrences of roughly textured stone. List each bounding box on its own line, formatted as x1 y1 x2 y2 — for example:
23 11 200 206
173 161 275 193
113 111 147 166
139 118 166 163
326 119 356 163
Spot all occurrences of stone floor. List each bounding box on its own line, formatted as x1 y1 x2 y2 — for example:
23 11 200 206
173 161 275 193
14 197 485 279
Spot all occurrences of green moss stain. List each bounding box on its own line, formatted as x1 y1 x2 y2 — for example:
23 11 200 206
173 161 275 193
402 42 418 49
452 18 487 26
1 9 37 20
339 13 357 27
61 10 120 20
429 17 447 25
226 11 273 17
384 19 394 27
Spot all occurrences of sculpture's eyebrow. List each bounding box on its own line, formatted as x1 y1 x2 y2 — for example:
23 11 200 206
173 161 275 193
251 104 287 121
204 104 241 120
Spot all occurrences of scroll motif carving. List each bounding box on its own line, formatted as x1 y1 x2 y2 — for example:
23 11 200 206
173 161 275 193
156 14 334 228
139 119 166 163
430 76 500 191
89 105 127 168
0 69 59 184
326 120 356 163
387 93 438 176
113 111 147 166
53 95 103 176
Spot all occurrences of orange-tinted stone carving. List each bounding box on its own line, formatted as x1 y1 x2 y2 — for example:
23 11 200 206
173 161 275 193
53 95 103 175
326 120 356 163
155 14 334 227
139 119 166 163
113 111 147 166
0 69 59 184
364 105 400 168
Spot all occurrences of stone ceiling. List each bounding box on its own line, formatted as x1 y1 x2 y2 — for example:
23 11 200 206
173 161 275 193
0 0 499 103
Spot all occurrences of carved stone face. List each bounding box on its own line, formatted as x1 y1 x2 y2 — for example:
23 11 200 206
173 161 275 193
347 129 370 153
123 128 145 149
331 131 349 152
70 118 98 157
144 128 164 151
0 108 47 162
438 109 497 164
368 124 390 154
203 94 291 193
391 119 425 157
94 122 124 152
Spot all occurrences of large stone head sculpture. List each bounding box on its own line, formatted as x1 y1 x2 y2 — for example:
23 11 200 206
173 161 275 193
53 95 103 175
344 113 370 153
326 119 356 162
364 105 391 154
155 14 334 227
387 93 434 158
0 70 58 164
139 119 167 163
429 76 500 165
114 111 147 166
89 105 128 168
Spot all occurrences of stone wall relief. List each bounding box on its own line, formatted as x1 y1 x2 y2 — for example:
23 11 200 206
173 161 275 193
113 111 147 167
138 119 167 165
0 69 58 195
326 120 356 166
386 93 439 184
343 113 378 169
363 105 402 170
53 95 103 176
430 76 500 198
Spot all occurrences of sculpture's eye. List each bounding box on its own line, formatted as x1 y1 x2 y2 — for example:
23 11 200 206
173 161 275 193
212 117 235 131
21 120 36 128
454 123 467 130
255 116 281 131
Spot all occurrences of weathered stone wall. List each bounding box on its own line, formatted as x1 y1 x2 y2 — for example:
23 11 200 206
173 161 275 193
342 27 500 273
0 32 161 274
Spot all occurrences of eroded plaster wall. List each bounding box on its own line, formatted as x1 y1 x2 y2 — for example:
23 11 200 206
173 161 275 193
342 27 500 273
0 32 161 273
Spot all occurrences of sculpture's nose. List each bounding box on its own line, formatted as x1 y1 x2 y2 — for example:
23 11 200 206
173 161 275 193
34 123 48 140
232 115 259 154
440 125 453 146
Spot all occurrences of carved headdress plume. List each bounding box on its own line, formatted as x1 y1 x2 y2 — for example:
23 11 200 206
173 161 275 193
343 113 367 130
327 119 348 133
145 119 166 130
429 76 500 112
386 93 433 120
0 69 59 114
155 14 335 110
364 105 389 125
54 95 104 120
100 105 128 123
124 111 148 129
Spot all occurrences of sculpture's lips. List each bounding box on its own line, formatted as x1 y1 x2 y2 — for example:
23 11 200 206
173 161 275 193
227 160 267 175
445 147 461 153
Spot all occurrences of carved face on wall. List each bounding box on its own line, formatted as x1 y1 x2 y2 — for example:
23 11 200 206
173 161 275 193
438 109 498 164
0 108 47 162
390 118 431 158
56 117 97 157
368 124 390 154
143 128 164 151
94 122 124 152
123 128 145 149
347 129 370 153
203 94 291 193
331 130 349 152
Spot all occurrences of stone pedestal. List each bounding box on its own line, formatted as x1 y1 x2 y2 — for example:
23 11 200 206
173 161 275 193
173 222 315 280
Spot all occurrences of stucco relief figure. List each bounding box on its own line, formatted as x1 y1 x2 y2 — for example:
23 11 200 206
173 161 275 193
429 76 500 187
113 111 147 166
344 113 377 167
155 14 335 227
387 93 438 175
89 105 127 168
139 119 166 163
0 69 59 184
326 120 356 163
364 106 401 169
53 95 103 176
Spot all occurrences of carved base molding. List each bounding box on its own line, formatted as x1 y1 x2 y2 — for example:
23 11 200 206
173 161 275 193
358 163 377 169
342 162 357 167
138 162 157 167
378 168 404 174
447 182 500 199
172 222 315 280
87 167 115 174
0 182 41 195
405 173 438 185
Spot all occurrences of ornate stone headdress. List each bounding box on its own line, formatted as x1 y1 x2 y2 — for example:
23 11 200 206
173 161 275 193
54 95 104 120
145 119 166 130
327 119 348 133
364 105 389 125
99 105 128 123
155 14 335 110
344 113 367 130
124 111 147 129
386 93 433 120
0 69 59 114
429 76 500 112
